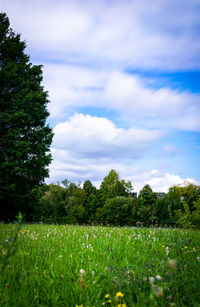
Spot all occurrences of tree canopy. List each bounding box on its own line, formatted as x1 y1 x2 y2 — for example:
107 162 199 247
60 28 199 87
0 13 53 220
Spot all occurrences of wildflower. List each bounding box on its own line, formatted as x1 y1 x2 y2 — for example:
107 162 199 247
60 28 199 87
116 292 124 298
80 269 86 277
156 275 163 281
197 256 200 261
105 294 110 299
166 247 169 256
168 259 177 270
149 277 155 284
80 278 86 289
154 287 164 298
92 271 95 279
75 305 83 307
167 295 172 302
117 304 127 307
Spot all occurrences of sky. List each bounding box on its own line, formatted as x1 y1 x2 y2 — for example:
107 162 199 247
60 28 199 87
1 0 200 192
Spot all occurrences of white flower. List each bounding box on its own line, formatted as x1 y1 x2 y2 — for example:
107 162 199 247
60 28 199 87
166 247 169 256
154 286 164 298
156 275 162 281
197 256 200 261
149 277 155 284
80 269 86 276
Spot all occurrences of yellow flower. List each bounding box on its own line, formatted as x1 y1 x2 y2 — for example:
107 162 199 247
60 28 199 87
75 305 83 307
117 304 127 307
116 292 124 298
105 294 110 299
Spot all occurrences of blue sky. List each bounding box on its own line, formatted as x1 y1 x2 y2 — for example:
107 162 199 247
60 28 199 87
2 0 200 191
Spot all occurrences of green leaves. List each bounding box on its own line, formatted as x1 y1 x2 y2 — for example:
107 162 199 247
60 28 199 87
0 13 53 220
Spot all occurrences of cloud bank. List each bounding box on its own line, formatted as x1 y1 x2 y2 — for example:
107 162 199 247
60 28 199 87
4 0 200 70
48 114 199 192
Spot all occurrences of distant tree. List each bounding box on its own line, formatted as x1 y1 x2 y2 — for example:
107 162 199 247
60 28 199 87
103 196 134 226
68 182 78 196
100 170 119 196
83 180 96 196
73 188 87 207
109 180 127 198
62 179 70 188
85 193 98 220
121 179 134 194
0 13 53 220
137 185 157 226
177 183 200 211
69 204 87 224
40 184 69 222
175 197 200 229
100 170 130 202
83 180 98 221
153 198 170 226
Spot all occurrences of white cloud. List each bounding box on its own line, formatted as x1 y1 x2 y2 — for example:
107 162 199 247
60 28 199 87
47 113 199 192
43 64 200 132
2 0 200 70
42 64 107 118
52 113 161 159
104 71 200 131
130 170 198 193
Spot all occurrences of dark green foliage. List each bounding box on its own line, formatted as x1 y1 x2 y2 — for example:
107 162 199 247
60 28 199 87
39 184 69 223
175 197 200 229
167 186 182 215
102 196 134 226
153 198 171 226
166 183 200 227
137 185 157 226
0 13 53 220
83 180 98 222
69 204 87 224
17 170 200 229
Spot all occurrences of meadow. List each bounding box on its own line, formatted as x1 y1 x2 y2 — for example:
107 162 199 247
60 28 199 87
0 224 200 307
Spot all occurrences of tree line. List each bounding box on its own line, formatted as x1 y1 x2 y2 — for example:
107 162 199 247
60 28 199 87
22 169 200 229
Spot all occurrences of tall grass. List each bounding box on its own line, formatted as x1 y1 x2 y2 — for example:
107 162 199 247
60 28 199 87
0 224 199 306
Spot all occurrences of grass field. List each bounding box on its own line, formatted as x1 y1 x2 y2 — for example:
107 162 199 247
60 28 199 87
0 224 200 306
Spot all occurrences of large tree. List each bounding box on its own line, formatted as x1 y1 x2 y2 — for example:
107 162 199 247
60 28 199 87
0 13 53 220
100 169 128 203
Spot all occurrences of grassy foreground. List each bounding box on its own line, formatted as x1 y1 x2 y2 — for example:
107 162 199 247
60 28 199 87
0 224 200 307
